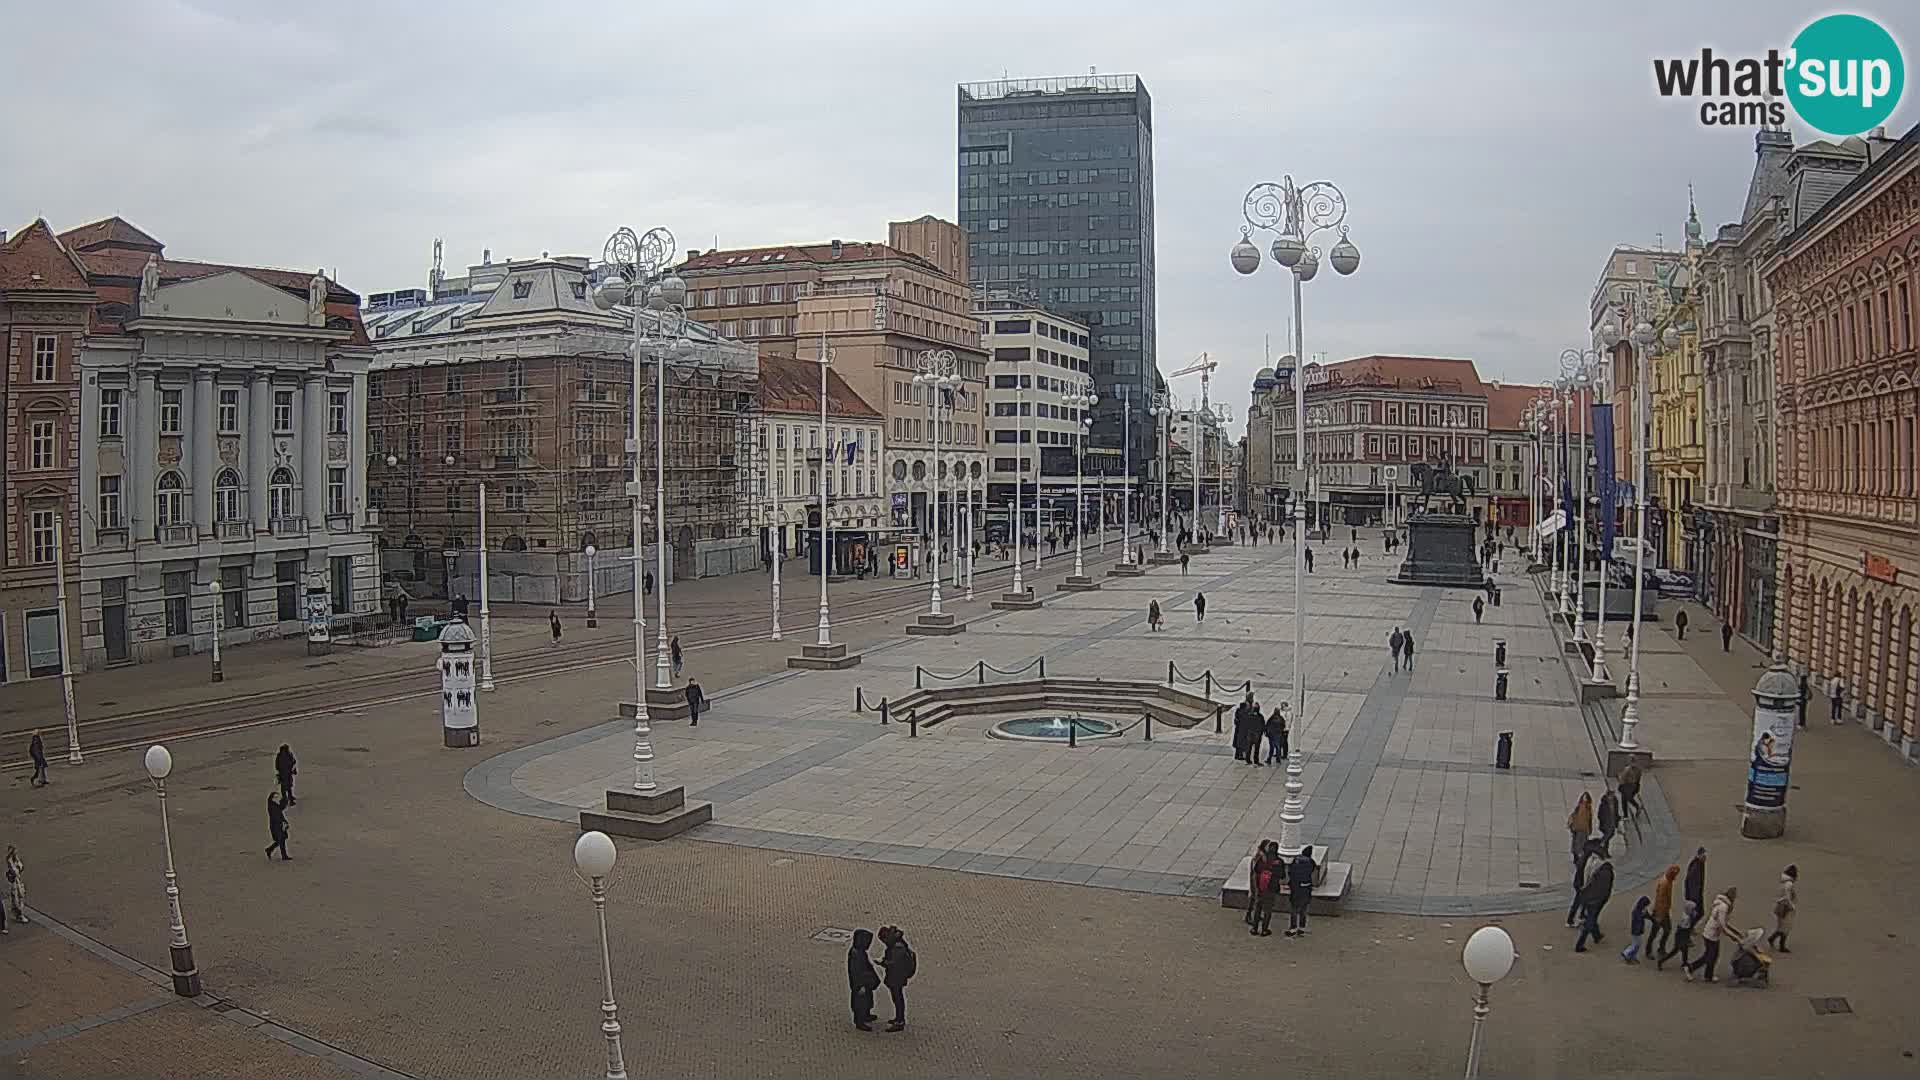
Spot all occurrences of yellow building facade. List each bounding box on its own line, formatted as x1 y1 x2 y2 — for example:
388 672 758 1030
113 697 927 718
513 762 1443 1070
1646 200 1708 569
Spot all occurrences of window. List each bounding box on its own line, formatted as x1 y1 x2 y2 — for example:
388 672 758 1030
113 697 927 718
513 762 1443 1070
327 467 348 515
29 508 56 564
269 468 296 521
215 469 242 523
165 571 191 636
276 560 303 622
220 566 246 629
273 390 294 432
99 388 122 437
723 287 740 305
29 419 56 470
744 286 761 303
766 317 784 336
98 475 123 529
776 425 786 450
766 284 784 302
446 421 464 453
160 389 182 433
156 472 186 528
504 482 526 511
329 391 349 434
218 389 240 433
28 334 60 382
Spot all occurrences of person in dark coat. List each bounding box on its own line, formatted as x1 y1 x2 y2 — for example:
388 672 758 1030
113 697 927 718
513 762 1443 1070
1796 673 1810 728
1674 608 1689 640
29 731 49 787
1573 851 1614 951
274 744 297 807
643 570 655 597
1472 597 1485 624
1567 840 1596 927
1596 788 1620 856
1285 845 1318 936
264 792 291 861
1194 592 1207 623
685 680 705 726
1401 629 1416 670
847 929 881 1030
877 925 914 1031
548 610 562 647
1304 547 1315 573
1389 628 1405 673
1247 840 1278 931
1721 621 1734 652
1264 707 1288 765
1683 846 1708 914
1658 899 1701 970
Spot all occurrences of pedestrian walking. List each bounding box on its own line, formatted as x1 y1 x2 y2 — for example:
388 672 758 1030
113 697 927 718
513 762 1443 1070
1341 548 1350 570
685 679 705 726
1659 899 1700 971
877 925 915 1031
1830 677 1846 723
1721 620 1734 652
1683 846 1708 914
5 845 26 925
1621 895 1652 963
1566 839 1596 926
1194 592 1207 623
1597 787 1620 856
274 744 298 807
1767 864 1798 953
1265 707 1288 765
1685 887 1738 982
1617 762 1643 827
1249 840 1282 935
1401 629 1415 670
643 570 654 597
847 928 881 1030
670 635 684 679
1180 552 1190 576
1674 608 1689 640
1389 628 1405 673
548 610 562 647
1573 850 1614 952
264 792 291 861
1796 674 1810 729
1567 792 1594 863
1285 845 1318 936
1147 599 1163 632
1351 546 1361 567
28 731 49 787
1647 863 1678 962
1472 597 1485 624
1304 547 1314 573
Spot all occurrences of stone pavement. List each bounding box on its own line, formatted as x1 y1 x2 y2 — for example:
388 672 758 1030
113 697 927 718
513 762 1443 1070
7 527 1920 1078
476 537 1683 914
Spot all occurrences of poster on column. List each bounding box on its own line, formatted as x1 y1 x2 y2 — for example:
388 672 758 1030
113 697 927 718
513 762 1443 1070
1744 703 1795 809
441 650 478 732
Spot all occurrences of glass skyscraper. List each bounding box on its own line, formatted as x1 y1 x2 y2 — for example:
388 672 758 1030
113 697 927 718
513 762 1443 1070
957 74 1156 475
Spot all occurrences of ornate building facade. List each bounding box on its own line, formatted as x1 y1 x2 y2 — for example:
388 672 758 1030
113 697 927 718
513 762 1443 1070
1769 123 1920 760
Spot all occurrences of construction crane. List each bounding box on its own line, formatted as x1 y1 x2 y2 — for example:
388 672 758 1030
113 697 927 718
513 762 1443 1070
1165 353 1221 535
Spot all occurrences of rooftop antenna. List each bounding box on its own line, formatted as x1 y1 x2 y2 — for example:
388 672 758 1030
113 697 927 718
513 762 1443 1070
429 238 444 300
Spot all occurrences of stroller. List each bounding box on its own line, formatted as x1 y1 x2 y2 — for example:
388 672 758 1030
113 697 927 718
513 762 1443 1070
1728 929 1773 987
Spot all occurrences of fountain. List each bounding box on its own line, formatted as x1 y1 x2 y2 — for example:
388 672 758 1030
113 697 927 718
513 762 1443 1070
988 715 1122 743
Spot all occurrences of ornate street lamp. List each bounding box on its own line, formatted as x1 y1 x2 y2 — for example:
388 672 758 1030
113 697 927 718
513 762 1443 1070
1066 381 1099 578
1619 317 1658 752
1461 925 1517 1079
142 745 200 997
914 349 958 617
572 831 628 1080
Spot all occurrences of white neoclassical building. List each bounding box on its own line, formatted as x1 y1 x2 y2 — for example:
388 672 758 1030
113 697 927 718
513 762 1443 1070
62 218 377 668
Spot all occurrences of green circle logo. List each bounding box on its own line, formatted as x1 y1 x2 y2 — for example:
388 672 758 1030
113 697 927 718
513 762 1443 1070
1787 14 1904 136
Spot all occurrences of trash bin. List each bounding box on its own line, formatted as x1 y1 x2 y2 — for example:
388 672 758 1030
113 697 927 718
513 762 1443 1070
1495 730 1513 768
1495 640 1508 668
1495 668 1510 701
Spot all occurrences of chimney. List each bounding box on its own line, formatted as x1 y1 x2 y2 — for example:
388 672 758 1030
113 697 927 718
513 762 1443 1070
482 248 492 265
685 249 701 259
831 239 843 258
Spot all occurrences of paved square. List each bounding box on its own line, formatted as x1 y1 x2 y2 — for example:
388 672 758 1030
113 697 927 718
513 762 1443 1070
470 540 1680 914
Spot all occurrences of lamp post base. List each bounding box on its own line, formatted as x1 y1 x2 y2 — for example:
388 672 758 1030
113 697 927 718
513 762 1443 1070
1739 804 1786 840
169 945 201 998
587 610 597 629
210 663 223 684
787 642 863 670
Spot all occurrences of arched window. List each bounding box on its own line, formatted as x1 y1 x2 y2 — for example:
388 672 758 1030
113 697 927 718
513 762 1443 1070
156 471 186 527
215 469 243 523
269 467 297 521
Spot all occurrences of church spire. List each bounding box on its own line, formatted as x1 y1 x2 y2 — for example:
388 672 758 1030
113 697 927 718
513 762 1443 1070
1685 184 1704 249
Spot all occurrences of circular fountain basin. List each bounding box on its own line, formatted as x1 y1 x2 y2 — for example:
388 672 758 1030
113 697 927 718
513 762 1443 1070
988 715 1122 743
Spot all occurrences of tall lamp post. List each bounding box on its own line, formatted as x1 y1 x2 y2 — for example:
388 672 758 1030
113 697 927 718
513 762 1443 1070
1460 925 1517 1080
53 512 81 763
572 831 628 1080
1617 317 1658 751
1560 352 1595 645
208 579 224 683
1553 377 1574 616
142 745 200 997
1067 381 1098 578
478 480 495 692
766 504 782 641
585 544 598 629
914 349 957 617
1233 173 1362 856
1151 392 1172 554
1120 387 1135 564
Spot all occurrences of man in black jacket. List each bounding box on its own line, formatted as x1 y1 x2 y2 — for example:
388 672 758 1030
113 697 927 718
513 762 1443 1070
685 680 705 727
1284 845 1318 937
878 926 915 1031
1683 846 1707 913
847 929 881 1030
1573 851 1615 952
274 745 298 807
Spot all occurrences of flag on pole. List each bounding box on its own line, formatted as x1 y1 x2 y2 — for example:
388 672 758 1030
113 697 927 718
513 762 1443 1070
1592 403 1616 559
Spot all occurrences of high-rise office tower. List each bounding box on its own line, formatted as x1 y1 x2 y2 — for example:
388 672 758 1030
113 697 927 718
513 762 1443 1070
958 74 1156 480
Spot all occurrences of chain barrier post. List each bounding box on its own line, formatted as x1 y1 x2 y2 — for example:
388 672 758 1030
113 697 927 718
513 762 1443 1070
880 698 890 725
909 712 918 738
915 666 923 690
977 660 985 685
1145 711 1154 741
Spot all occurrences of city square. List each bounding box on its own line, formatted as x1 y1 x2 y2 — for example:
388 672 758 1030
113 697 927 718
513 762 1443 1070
5 5 1920 1078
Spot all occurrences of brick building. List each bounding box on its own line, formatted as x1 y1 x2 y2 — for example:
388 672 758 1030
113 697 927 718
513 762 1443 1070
1769 123 1920 760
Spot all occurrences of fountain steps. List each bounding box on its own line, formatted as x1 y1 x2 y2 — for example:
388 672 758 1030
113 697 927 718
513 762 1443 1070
882 677 1223 732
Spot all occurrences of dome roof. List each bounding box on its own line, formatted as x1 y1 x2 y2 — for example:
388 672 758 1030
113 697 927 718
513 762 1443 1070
1253 366 1277 388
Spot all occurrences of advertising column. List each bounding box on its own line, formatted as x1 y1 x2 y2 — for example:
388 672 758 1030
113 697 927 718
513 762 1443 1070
1740 659 1800 838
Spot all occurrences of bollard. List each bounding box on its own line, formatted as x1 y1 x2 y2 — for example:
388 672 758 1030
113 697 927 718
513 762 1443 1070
915 666 924 690
856 686 866 712
1495 640 1507 668
1168 660 1176 686
1145 712 1153 741
909 713 918 738
1495 668 1509 701
1040 656 1046 679
1214 705 1224 733
977 660 985 685
1495 730 1514 769
1205 672 1214 699
880 698 890 725
1068 717 1077 748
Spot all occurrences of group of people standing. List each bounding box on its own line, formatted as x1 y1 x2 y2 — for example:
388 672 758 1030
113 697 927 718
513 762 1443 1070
1230 694 1287 766
1244 841 1319 937
845 925 916 1031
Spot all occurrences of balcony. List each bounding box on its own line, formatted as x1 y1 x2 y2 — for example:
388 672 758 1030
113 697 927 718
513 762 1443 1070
491 453 533 471
326 513 354 534
94 526 128 551
217 521 251 542
158 524 197 547
270 516 308 538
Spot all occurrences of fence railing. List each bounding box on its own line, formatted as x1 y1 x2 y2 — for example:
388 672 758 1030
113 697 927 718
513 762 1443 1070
1167 662 1252 699
916 656 1045 689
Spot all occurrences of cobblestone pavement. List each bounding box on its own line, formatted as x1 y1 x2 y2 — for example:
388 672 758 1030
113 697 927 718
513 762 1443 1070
5 533 1919 1078
481 541 1679 914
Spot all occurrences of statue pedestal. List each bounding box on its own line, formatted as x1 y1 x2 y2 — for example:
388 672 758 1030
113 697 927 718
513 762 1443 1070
1390 513 1486 588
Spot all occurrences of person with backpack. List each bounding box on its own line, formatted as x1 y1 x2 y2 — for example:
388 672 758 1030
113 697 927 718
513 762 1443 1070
1247 840 1279 933
878 925 915 1031
1285 845 1318 936
1596 787 1620 857
847 929 881 1030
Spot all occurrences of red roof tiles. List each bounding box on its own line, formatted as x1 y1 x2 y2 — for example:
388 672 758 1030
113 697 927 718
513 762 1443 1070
758 354 881 419
1485 382 1552 432
0 219 93 292
57 216 163 254
1309 354 1487 394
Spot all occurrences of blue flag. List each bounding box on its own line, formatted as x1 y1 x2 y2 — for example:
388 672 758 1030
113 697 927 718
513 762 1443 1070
1592 403 1616 558
1559 420 1572 533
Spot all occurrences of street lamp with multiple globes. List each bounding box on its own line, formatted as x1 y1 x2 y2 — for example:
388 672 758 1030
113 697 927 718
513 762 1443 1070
1610 315 1659 752
592 224 689 791
1150 392 1173 554
1551 376 1574 617
763 503 783 642
142 744 200 997
1066 381 1098 578
1460 925 1517 1080
1560 351 1595 647
1232 173 1361 856
208 578 225 683
914 349 958 617
1119 386 1136 565
572 831 628 1080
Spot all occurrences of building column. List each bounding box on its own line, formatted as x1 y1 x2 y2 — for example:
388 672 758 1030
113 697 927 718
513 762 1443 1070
349 373 369 530
133 369 160 536
192 369 215 533
249 372 273 530
301 373 325 527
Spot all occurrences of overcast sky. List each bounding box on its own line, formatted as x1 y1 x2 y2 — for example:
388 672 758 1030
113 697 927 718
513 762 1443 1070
4 1 1911 436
